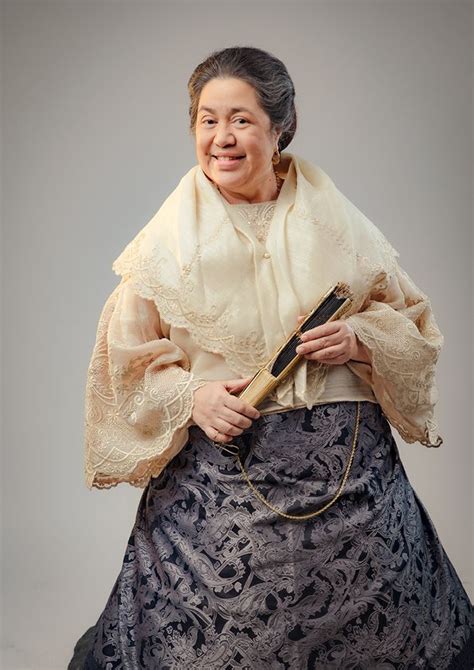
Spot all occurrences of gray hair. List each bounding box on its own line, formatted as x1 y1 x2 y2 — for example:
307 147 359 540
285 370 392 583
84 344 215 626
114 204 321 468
187 46 297 152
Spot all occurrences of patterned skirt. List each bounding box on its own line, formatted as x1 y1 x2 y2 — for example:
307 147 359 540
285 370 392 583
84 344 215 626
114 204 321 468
70 401 473 669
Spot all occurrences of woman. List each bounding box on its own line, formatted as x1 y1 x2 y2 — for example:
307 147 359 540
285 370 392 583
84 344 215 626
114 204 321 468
70 47 473 669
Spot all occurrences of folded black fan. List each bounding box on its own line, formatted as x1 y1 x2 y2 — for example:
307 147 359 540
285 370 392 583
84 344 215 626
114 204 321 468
238 282 353 407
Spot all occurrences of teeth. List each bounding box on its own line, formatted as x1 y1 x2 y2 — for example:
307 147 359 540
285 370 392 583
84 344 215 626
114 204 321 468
214 156 242 161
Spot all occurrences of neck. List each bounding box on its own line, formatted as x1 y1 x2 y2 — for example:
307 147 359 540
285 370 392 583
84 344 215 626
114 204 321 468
216 168 282 205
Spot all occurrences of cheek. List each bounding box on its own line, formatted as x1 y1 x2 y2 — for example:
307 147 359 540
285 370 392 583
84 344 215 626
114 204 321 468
245 134 274 163
195 131 209 151
196 142 211 165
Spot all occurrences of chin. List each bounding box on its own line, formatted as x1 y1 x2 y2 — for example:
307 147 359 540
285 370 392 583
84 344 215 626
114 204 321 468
211 169 242 183
201 162 245 191
215 177 244 192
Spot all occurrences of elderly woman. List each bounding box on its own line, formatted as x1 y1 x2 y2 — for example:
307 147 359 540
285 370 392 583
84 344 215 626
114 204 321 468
70 47 473 669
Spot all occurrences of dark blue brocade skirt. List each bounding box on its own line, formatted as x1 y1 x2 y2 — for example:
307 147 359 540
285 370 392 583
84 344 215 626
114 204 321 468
70 402 473 669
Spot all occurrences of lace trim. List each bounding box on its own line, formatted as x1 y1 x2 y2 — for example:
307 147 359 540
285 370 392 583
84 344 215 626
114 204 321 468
345 269 444 448
84 284 207 489
113 233 269 377
291 183 400 312
85 365 207 489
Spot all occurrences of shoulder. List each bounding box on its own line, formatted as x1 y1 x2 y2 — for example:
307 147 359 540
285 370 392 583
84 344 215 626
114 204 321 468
112 165 201 278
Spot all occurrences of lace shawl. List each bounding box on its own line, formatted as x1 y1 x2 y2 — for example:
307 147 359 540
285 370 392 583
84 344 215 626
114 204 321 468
84 153 444 489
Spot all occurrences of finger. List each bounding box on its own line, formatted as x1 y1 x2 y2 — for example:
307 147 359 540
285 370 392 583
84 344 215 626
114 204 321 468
304 343 346 361
225 394 261 420
224 377 253 393
220 406 253 430
299 320 341 343
296 334 338 355
213 417 243 438
211 428 234 443
323 344 347 358
208 428 232 444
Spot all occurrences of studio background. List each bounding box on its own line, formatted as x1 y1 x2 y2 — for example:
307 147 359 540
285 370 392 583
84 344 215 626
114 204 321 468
1 1 472 668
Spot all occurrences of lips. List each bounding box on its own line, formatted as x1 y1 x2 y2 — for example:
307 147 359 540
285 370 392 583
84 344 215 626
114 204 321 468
212 155 245 161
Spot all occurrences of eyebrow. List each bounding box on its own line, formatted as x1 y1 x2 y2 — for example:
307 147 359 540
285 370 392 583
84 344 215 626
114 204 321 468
197 106 253 115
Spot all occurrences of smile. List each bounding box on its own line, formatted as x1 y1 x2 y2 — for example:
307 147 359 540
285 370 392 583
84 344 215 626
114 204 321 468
212 155 245 161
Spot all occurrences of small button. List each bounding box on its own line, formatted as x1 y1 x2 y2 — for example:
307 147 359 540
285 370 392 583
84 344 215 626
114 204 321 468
263 252 271 259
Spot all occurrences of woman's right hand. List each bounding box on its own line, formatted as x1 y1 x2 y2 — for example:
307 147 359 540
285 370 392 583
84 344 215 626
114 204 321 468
192 377 261 443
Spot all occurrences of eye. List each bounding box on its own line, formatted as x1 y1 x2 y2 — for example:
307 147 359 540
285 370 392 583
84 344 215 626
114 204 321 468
234 118 248 125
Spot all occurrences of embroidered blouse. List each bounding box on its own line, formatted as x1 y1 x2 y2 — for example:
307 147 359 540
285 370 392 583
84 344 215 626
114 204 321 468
84 156 443 489
218 197 377 415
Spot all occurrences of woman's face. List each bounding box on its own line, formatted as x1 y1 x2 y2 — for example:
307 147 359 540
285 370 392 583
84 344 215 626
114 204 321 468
195 77 281 202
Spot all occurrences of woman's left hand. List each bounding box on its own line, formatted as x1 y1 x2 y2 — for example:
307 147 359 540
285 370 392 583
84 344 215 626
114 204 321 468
294 316 360 365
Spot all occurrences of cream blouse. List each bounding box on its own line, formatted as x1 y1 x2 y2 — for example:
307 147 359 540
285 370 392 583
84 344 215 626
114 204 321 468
84 198 375 489
173 195 377 416
84 156 443 489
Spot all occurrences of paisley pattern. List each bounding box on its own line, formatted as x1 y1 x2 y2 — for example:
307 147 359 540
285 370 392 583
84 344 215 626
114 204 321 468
71 401 473 669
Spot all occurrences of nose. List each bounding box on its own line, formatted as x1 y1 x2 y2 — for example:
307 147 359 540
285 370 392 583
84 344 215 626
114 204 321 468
214 122 236 147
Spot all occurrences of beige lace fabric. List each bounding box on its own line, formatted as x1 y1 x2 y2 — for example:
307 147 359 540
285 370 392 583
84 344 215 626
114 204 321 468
84 152 444 489
84 279 208 488
345 264 444 447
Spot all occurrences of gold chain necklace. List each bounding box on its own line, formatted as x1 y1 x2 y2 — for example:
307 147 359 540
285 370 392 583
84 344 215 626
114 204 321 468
216 401 360 521
274 169 284 195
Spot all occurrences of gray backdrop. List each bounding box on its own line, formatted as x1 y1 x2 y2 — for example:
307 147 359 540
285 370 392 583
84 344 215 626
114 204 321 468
1 1 472 668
